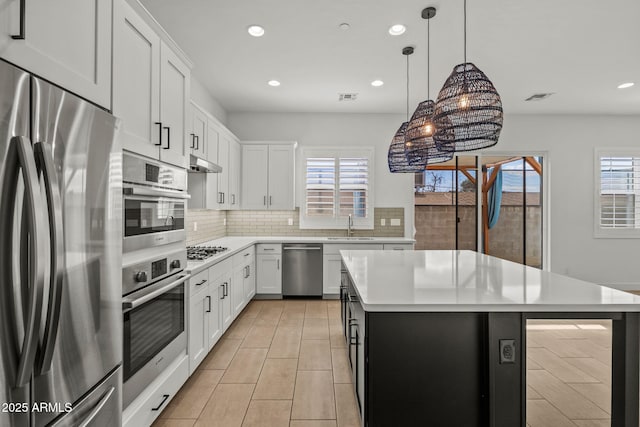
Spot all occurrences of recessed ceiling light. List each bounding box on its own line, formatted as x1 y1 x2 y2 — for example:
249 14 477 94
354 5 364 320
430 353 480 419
618 82 634 89
339 23 351 31
371 80 384 87
268 80 280 87
247 25 265 37
388 24 406 36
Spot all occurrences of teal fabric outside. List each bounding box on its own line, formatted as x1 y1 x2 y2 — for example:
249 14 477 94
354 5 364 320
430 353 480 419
487 169 503 229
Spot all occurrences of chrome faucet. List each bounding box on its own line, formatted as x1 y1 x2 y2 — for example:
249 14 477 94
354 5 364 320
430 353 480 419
347 214 354 237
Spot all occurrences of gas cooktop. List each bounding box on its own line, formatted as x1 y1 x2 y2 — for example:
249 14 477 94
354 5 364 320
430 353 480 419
186 246 228 261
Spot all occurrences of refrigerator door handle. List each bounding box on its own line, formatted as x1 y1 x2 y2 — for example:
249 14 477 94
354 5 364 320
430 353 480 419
8 136 47 387
76 386 115 427
33 141 64 375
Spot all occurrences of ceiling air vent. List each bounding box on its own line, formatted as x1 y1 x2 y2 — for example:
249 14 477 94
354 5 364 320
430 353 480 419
525 93 554 102
339 93 358 101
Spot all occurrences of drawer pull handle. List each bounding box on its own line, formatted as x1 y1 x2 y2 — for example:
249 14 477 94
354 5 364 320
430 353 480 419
151 394 170 411
11 0 26 40
196 279 207 286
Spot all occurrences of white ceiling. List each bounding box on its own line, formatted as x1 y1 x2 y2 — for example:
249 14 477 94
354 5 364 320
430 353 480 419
139 0 640 115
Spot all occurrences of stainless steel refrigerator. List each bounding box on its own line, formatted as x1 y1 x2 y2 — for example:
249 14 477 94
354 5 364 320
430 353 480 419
0 59 122 426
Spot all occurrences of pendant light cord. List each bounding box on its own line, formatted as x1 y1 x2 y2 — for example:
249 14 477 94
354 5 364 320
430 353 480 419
406 53 410 121
427 17 430 99
463 0 467 66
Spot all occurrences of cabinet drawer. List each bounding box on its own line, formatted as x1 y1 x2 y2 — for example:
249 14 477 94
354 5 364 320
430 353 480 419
123 354 188 427
257 243 282 255
209 258 233 281
382 244 414 251
323 244 383 256
189 269 209 296
233 246 255 267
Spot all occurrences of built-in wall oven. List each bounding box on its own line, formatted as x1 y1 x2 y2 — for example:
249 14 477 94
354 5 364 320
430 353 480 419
123 152 189 253
122 248 189 407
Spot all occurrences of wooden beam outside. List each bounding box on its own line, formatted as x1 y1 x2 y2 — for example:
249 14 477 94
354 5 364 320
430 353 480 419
525 157 542 175
483 156 522 169
482 169 490 254
425 165 477 171
483 165 502 193
460 169 476 185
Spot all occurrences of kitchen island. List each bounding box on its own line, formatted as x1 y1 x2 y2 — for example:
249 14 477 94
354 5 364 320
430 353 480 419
339 250 640 427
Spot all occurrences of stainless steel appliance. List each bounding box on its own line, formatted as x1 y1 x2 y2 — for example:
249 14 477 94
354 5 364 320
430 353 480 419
282 244 323 297
189 153 222 173
0 59 122 426
187 245 229 261
122 249 188 407
123 152 189 253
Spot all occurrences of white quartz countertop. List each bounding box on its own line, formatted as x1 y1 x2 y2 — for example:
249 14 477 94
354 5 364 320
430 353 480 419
340 250 640 312
186 235 415 274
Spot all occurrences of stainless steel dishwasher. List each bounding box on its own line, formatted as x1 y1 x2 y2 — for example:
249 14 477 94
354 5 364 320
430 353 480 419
282 244 323 297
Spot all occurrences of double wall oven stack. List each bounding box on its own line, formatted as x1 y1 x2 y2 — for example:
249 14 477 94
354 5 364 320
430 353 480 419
121 153 190 408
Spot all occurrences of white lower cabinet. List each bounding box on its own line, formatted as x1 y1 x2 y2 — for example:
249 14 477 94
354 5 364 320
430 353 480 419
188 283 209 372
232 246 255 316
322 254 343 295
257 254 282 294
122 353 188 427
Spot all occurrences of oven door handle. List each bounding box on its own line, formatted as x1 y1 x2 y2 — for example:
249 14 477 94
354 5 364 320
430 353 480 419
123 186 191 200
122 274 190 310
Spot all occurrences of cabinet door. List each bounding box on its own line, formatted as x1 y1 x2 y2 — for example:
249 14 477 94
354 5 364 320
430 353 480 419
159 42 189 168
0 0 112 108
220 274 233 332
322 254 342 295
189 289 208 373
228 140 241 209
257 255 282 294
267 145 295 210
244 261 256 301
216 135 230 209
241 145 269 210
191 105 207 158
207 280 222 350
232 267 246 317
206 121 219 163
112 0 161 159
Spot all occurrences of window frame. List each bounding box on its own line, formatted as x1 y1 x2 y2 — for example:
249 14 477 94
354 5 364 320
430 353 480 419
299 147 375 230
594 148 640 238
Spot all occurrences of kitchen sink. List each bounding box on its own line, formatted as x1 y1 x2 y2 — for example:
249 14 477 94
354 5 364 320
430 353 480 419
327 237 375 240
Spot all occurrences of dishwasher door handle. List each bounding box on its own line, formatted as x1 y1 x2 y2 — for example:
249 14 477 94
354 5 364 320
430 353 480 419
283 247 322 251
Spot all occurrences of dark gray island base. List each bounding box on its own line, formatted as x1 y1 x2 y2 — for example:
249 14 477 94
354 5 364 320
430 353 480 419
339 251 640 427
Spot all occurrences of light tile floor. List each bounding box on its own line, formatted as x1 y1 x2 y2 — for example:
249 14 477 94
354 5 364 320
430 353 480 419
153 299 360 427
526 319 613 427
153 301 616 427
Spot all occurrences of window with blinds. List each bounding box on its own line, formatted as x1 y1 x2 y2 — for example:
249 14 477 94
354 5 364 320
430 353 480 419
598 155 640 231
302 149 374 229
305 157 369 218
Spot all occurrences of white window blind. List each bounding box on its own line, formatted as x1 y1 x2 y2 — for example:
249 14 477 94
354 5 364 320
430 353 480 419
339 158 369 218
599 156 640 230
306 158 336 217
301 148 374 229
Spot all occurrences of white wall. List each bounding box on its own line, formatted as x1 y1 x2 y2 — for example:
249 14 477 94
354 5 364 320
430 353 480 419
191 77 228 125
228 112 640 286
227 112 415 237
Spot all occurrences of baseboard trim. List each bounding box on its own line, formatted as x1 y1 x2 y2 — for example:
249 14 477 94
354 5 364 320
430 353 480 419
600 283 640 291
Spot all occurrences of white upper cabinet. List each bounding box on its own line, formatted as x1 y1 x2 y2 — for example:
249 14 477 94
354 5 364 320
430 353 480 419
241 143 296 210
0 0 112 108
113 0 190 168
158 43 189 168
216 135 230 209
113 0 160 160
228 140 241 209
241 145 269 210
190 104 207 159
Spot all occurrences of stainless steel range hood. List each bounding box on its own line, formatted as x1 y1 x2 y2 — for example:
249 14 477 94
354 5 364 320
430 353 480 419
189 154 222 173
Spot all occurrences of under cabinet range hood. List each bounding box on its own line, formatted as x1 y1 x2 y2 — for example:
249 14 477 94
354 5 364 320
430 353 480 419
189 154 222 173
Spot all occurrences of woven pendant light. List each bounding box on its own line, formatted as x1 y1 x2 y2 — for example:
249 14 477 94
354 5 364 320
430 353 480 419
405 7 453 166
433 0 503 152
388 47 426 173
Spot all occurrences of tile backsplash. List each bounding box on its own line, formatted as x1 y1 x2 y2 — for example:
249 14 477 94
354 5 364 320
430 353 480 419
226 207 404 237
186 209 226 245
186 207 405 243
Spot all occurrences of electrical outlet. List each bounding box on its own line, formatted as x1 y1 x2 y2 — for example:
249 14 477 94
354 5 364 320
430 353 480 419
288 218 294 226
499 339 516 364
193 222 198 231
390 218 401 226
223 218 227 226
381 219 386 226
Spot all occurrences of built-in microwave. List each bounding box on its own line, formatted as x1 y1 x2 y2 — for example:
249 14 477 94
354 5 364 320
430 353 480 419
122 152 189 253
